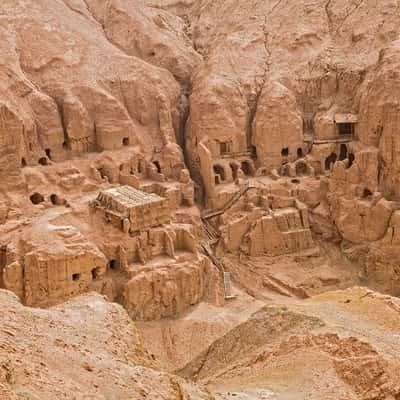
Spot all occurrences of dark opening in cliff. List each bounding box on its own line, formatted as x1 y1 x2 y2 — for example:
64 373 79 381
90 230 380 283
30 193 44 205
213 164 226 181
325 153 337 171
91 267 101 280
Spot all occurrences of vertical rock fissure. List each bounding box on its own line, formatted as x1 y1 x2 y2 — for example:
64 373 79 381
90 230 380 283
246 14 271 154
55 100 69 151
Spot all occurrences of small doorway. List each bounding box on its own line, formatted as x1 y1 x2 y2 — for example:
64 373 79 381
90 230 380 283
213 164 226 182
230 163 239 180
325 153 337 171
153 161 161 173
347 153 355 168
339 144 347 161
297 148 304 158
241 161 252 176
296 161 308 176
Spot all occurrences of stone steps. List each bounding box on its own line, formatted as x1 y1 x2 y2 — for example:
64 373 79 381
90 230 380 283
202 182 251 220
223 272 235 299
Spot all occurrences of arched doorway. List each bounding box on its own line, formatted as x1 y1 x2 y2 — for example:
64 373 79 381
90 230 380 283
30 193 44 205
325 153 337 171
339 144 347 161
137 159 146 174
362 188 372 198
297 148 304 158
296 161 308 176
213 164 226 183
38 157 48 166
281 147 289 157
241 161 252 176
153 161 161 173
347 153 355 168
230 162 239 180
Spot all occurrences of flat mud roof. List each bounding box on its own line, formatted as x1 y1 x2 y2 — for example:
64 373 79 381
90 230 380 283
99 186 165 208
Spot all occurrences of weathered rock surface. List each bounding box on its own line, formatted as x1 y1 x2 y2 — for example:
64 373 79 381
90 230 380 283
2 0 400 398
0 289 212 399
0 0 189 188
184 0 400 186
179 287 400 400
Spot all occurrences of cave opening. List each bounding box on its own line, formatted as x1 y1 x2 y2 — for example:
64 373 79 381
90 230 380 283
108 260 117 270
230 162 239 180
137 160 145 174
153 161 161 173
325 153 337 171
38 157 48 166
30 193 44 205
91 267 101 280
363 188 373 198
241 161 252 176
50 194 61 205
296 161 308 176
213 164 226 182
339 144 348 161
347 153 355 168
297 148 304 158
281 147 289 157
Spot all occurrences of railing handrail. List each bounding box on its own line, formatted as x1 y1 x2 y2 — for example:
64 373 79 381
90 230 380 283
202 182 252 220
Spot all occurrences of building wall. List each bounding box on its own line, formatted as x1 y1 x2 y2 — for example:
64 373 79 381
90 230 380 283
128 199 170 232
21 251 107 307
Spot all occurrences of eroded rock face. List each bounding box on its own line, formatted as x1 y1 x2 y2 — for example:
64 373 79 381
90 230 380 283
184 0 400 191
358 40 400 199
2 1 400 398
123 258 217 321
179 288 400 400
0 289 212 399
252 81 303 168
0 0 186 180
83 0 201 86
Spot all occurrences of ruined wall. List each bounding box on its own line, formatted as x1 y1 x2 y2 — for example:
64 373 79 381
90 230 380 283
22 251 107 306
217 187 314 257
123 257 215 321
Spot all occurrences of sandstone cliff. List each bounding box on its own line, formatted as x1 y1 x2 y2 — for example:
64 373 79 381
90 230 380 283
0 0 192 188
1 1 400 398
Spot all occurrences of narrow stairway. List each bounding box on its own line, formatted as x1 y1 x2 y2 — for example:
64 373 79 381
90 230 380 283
202 182 251 220
201 243 235 300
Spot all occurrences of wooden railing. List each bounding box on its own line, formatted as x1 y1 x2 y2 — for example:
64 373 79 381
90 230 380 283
202 182 251 220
